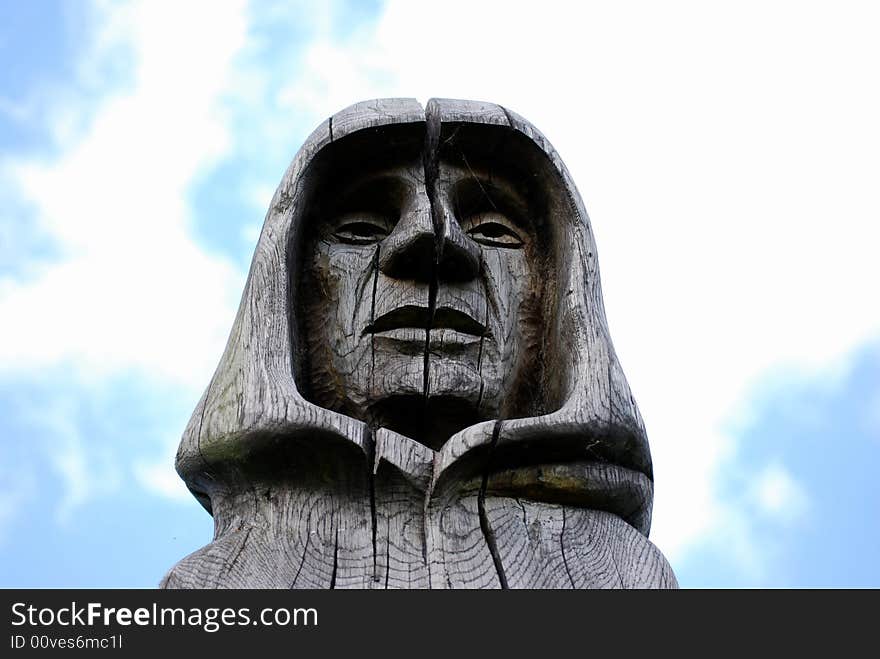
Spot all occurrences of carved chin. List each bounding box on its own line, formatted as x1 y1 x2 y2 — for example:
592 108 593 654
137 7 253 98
363 330 496 405
425 361 485 403
367 354 488 408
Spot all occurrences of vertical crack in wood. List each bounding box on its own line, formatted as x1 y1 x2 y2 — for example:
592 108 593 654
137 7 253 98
289 512 311 588
478 419 508 589
367 246 381 584
560 508 576 588
329 525 339 589
476 251 487 413
218 526 252 587
419 102 444 584
365 427 378 582
369 246 380 399
328 114 334 142
421 101 445 419
384 518 391 589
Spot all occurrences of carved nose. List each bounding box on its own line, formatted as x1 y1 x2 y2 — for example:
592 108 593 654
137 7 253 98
378 200 436 281
438 211 481 282
378 198 481 282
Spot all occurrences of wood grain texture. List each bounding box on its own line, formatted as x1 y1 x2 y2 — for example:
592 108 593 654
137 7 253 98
162 98 677 589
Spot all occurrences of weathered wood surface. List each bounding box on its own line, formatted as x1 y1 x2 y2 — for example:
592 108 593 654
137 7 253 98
162 98 677 589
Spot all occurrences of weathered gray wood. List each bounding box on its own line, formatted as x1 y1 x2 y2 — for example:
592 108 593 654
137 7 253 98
161 98 677 589
372 428 432 588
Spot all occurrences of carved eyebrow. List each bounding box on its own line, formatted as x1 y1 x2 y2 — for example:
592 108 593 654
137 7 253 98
321 173 408 223
452 175 532 232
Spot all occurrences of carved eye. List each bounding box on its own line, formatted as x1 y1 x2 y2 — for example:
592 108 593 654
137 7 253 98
464 212 524 248
333 218 391 245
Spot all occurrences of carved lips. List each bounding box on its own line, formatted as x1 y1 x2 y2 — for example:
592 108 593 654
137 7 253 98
363 304 487 347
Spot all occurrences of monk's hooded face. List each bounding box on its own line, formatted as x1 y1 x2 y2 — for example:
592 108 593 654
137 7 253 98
301 153 544 448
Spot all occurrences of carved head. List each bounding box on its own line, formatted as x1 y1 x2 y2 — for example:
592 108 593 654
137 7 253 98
298 117 552 448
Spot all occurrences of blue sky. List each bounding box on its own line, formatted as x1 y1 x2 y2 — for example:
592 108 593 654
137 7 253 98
1 0 878 588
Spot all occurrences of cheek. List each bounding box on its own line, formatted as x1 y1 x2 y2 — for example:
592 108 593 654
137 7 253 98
483 249 532 336
316 245 378 328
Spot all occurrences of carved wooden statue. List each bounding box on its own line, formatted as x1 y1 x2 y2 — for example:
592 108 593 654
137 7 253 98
161 98 677 589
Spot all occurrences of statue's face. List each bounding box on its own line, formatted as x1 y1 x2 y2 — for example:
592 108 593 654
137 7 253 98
302 156 539 447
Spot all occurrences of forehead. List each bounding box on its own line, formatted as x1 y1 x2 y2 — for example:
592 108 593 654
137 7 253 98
305 122 549 216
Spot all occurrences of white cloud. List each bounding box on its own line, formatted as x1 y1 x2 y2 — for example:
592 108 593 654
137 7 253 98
0 0 248 389
273 0 880 564
134 460 192 502
0 470 34 544
750 463 809 525
8 389 122 523
0 1 251 519
47 419 121 523
863 382 880 439
684 460 810 582
3 0 879 575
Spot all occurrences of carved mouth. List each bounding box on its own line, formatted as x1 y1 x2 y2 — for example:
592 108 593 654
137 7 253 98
364 305 486 337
